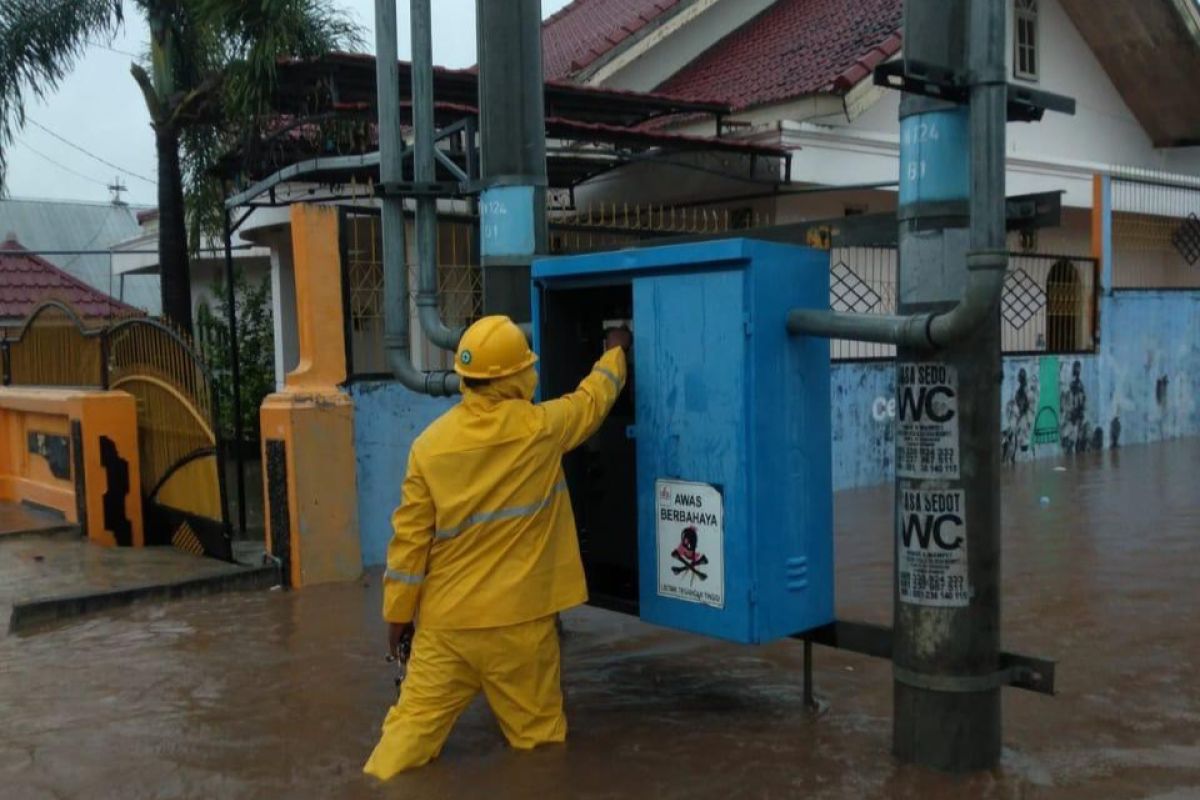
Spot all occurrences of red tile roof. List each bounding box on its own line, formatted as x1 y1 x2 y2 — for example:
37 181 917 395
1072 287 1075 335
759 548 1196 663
542 0 683 81
656 0 902 110
0 236 139 321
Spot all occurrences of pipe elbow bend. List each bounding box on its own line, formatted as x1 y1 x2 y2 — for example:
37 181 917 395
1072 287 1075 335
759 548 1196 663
927 250 1008 347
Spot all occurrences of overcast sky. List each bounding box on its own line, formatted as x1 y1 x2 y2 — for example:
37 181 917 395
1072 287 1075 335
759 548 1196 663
4 0 573 207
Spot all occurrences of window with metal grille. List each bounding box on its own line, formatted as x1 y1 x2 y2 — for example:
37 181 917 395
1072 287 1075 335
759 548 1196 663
1014 0 1039 81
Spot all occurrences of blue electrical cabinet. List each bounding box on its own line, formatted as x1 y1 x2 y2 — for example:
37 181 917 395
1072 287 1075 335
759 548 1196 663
531 239 832 644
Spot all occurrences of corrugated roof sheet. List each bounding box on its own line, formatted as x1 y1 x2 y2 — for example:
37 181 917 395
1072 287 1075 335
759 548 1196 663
0 198 160 314
541 0 683 81
0 236 141 321
655 0 902 109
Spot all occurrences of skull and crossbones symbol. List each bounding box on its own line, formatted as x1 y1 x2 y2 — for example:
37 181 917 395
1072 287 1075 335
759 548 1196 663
671 526 708 584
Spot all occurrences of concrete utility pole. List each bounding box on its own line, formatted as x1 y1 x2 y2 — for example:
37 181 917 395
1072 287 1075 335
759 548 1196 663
891 0 1006 771
789 0 1072 771
475 0 549 320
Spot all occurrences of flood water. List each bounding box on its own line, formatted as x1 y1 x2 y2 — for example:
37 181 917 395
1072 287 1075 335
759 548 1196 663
2 439 1198 799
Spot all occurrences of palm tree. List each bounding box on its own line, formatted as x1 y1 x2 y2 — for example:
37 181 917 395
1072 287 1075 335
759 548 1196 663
0 0 362 331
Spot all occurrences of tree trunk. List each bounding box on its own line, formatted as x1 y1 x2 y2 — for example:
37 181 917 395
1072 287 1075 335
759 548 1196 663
155 123 193 334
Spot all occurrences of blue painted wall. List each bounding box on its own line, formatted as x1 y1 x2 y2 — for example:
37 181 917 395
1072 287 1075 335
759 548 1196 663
350 290 1200 562
349 382 453 565
830 362 895 489
825 290 1200 490
1100 292 1200 448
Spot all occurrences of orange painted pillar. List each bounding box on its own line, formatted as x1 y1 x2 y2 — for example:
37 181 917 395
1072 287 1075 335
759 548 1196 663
260 204 362 587
0 387 143 546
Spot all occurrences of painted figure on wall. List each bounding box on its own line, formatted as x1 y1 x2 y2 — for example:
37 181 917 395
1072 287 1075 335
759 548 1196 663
1002 367 1036 465
1059 359 1089 453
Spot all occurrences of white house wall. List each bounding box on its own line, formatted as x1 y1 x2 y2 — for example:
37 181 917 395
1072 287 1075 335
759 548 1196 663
266 232 299 391
808 0 1196 193
191 256 273 329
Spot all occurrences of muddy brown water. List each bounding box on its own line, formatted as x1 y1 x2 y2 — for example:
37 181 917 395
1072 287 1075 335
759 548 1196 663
2 440 1198 799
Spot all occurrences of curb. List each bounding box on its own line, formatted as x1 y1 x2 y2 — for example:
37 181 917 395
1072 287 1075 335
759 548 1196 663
7 563 281 635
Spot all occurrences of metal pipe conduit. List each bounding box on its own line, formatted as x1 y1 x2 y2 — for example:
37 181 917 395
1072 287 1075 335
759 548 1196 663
377 0 459 396
785 250 1007 350
411 0 466 352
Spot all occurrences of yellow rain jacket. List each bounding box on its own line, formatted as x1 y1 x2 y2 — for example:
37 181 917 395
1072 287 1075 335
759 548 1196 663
382 346 627 629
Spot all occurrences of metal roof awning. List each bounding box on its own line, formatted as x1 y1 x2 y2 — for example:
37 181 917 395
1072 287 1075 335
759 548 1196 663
270 52 733 128
223 54 791 209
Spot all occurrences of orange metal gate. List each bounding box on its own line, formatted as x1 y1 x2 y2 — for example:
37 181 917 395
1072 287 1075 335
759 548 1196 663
2 301 231 558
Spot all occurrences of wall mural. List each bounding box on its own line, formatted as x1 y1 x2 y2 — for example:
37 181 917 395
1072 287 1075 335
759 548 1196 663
1033 357 1061 448
1000 356 1103 464
1002 364 1037 464
829 299 1197 491
1060 358 1103 452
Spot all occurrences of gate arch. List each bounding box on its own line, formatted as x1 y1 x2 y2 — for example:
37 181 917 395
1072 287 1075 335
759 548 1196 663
4 302 231 559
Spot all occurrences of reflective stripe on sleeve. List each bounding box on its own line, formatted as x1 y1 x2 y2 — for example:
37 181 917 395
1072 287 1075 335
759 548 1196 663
384 568 424 585
595 366 622 391
435 481 569 541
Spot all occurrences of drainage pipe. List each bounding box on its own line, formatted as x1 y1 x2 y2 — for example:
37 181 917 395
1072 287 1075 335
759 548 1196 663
376 0 459 395
410 0 466 351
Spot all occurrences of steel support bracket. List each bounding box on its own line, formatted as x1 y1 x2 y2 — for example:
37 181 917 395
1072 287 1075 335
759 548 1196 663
793 619 1056 696
874 58 965 102
999 650 1057 695
893 660 1054 694
873 60 1075 122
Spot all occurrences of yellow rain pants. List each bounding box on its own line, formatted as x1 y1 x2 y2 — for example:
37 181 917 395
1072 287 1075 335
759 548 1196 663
363 615 565 780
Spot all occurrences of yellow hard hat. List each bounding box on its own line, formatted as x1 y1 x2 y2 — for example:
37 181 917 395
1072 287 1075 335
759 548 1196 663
454 315 538 379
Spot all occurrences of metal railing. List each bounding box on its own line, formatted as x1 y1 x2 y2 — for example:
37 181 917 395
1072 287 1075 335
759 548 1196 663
828 247 898 361
1112 177 1200 289
343 211 481 378
340 211 1099 372
824 248 1097 360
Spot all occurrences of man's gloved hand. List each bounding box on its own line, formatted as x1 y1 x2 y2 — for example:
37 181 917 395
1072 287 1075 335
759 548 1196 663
388 622 415 663
604 327 632 352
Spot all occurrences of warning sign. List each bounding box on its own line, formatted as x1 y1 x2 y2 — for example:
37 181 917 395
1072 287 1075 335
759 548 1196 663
897 362 960 479
898 486 969 607
656 479 724 609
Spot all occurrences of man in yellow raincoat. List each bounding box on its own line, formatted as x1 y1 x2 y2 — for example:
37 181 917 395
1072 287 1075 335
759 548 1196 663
364 314 630 779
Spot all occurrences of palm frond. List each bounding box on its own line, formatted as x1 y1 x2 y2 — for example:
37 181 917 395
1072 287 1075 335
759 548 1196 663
177 0 365 244
0 0 123 190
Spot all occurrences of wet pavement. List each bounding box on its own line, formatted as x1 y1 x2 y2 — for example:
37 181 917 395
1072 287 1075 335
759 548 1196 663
0 502 74 538
2 439 1198 799
0 516 277 634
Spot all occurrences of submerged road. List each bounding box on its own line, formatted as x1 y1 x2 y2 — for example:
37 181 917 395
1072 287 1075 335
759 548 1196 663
2 439 1198 799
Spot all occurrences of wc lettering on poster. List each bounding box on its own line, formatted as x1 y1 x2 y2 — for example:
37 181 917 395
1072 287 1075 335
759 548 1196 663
898 486 970 607
897 362 960 479
656 479 724 609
